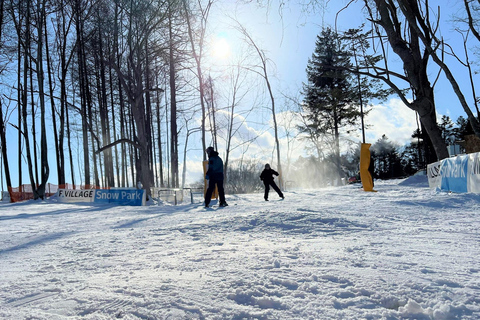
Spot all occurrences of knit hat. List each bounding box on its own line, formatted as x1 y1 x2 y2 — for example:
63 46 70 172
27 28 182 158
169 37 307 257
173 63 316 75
206 147 215 155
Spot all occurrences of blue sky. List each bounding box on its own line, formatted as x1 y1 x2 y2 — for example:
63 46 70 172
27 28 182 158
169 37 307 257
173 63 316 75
207 0 470 123
202 2 471 137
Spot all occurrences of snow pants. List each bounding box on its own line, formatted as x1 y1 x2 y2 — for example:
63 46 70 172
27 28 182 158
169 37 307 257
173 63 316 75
205 177 226 206
263 180 283 200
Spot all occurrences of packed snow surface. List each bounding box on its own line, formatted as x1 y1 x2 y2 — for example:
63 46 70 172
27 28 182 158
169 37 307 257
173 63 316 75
1 177 479 319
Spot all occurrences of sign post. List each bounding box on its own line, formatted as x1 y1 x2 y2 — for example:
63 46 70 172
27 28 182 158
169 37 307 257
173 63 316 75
360 143 375 192
202 160 218 199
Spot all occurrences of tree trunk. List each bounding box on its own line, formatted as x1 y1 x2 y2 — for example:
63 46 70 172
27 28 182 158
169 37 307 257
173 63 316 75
17 22 22 190
108 45 120 188
66 91 75 187
36 0 49 199
22 0 39 198
156 77 165 188
168 10 179 188
144 38 155 188
114 0 126 188
56 0 73 187
28 57 39 190
96 13 114 188
183 0 212 161
0 0 11 196
264 55 282 188
45 7 63 187
0 101 12 196
74 0 91 187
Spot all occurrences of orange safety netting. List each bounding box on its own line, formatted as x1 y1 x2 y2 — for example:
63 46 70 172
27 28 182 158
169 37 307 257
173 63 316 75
6 183 100 203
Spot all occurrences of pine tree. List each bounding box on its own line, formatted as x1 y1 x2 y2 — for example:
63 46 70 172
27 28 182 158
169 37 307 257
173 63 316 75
454 116 474 141
438 115 455 145
301 27 362 180
371 135 403 179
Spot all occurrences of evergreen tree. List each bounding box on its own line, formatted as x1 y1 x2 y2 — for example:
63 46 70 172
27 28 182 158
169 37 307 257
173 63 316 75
401 140 423 175
454 116 474 141
371 135 403 179
301 28 390 182
438 115 455 145
302 27 360 179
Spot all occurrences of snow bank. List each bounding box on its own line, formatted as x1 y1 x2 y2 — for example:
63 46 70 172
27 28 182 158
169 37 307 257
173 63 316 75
398 174 429 187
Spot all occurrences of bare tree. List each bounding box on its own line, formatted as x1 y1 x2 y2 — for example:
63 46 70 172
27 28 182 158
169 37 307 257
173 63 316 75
277 93 303 180
0 0 13 196
109 0 168 197
457 0 480 118
35 0 50 198
234 22 284 187
73 0 92 187
0 100 12 195
336 0 450 160
94 3 114 188
183 0 214 162
392 0 480 137
219 56 257 183
17 0 40 198
167 2 181 188
180 113 201 188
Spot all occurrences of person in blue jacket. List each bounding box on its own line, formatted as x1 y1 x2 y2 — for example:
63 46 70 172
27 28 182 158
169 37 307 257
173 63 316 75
205 147 228 207
260 163 284 201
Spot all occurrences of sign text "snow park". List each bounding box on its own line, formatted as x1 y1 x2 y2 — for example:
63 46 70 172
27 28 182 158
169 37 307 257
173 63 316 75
94 189 146 206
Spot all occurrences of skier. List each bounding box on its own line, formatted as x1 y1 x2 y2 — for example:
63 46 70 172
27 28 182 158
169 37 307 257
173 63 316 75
204 147 228 208
260 163 284 201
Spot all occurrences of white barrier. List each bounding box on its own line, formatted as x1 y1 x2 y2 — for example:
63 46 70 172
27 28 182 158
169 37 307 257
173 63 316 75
427 151 480 193
468 152 480 193
427 161 441 189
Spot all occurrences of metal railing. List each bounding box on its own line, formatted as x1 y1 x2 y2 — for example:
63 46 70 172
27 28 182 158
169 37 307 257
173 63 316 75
156 188 204 205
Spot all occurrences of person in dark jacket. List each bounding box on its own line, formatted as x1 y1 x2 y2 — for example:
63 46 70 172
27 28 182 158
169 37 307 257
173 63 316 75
260 163 284 201
205 147 228 207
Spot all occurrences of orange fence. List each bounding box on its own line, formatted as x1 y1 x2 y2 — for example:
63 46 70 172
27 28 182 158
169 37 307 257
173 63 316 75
6 183 99 203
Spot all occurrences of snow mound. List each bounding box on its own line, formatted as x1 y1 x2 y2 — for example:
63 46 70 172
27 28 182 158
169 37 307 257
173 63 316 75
398 174 429 187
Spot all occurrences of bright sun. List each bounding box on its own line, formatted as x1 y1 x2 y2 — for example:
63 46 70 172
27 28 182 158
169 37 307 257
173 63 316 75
211 37 231 60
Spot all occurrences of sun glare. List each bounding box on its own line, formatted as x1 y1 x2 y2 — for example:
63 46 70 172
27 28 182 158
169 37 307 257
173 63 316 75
211 37 231 60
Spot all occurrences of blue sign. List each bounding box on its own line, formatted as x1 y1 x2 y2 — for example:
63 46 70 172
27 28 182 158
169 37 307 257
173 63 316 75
440 156 468 193
94 189 146 206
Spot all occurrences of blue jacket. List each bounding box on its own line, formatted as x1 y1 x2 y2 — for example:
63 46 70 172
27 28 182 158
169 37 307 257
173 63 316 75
206 151 224 181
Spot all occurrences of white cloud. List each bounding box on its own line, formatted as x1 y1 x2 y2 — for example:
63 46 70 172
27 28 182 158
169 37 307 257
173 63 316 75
364 98 418 146
181 158 205 186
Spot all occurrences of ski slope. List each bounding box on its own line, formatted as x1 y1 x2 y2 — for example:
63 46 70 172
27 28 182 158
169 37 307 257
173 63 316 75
0 176 479 319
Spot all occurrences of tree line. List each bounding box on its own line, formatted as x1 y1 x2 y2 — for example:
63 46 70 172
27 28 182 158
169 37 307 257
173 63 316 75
0 0 188 199
192 112 471 190
0 0 275 199
2 0 480 200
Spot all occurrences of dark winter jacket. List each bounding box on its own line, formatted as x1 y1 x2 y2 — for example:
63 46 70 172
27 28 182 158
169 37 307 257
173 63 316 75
206 151 224 181
260 168 279 183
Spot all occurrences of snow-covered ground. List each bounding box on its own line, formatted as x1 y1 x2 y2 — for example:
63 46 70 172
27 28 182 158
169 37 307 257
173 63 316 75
0 176 479 320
